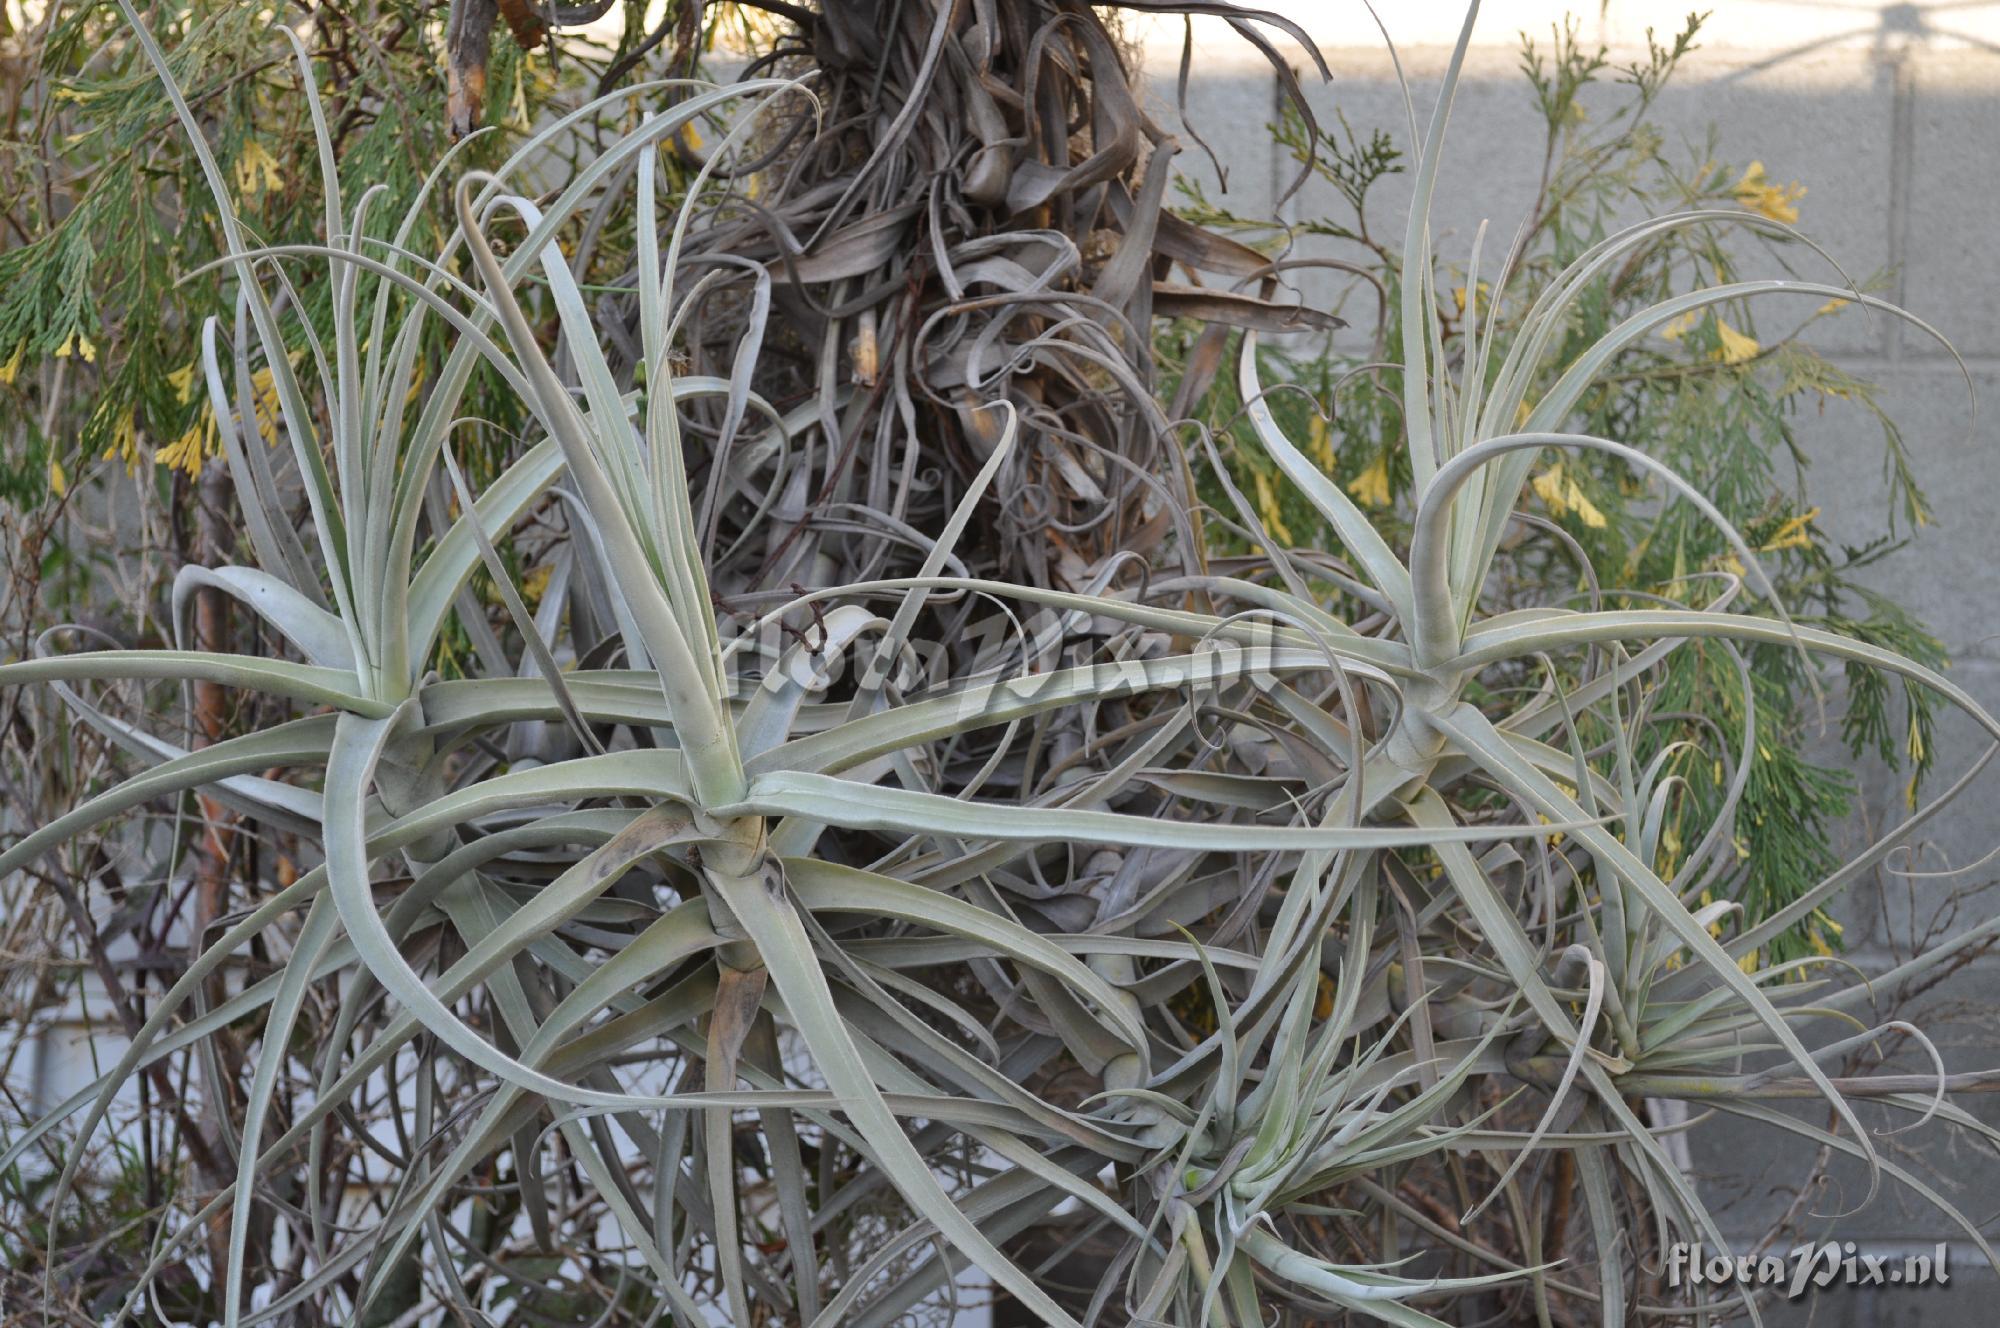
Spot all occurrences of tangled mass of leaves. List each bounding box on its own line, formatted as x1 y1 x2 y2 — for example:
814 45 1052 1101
0 2 1993 1326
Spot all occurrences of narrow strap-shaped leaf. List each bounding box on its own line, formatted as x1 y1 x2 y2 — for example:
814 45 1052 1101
1239 332 1413 615
172 565 354 670
223 895 343 1327
5 646 376 711
752 646 1342 776
785 856 1147 1053
732 769 1592 851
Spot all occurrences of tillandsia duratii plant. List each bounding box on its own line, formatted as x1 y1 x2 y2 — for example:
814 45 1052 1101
5 4 2000 1328
1180 10 1948 971
1131 3 2000 1324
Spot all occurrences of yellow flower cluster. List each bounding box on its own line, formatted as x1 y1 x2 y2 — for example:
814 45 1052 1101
1732 160 1805 224
98 406 142 475
1252 470 1293 546
1659 310 1760 365
155 353 298 476
1347 454 1391 508
154 364 217 475
1530 461 1606 528
1304 408 1395 511
2 332 98 382
1758 506 1818 553
1714 320 1760 364
235 141 284 197
1307 413 1335 472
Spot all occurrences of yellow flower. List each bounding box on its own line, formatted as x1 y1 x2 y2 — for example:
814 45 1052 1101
1347 453 1391 508
1532 464 1568 514
1657 310 1700 343
0 342 23 385
47 457 66 498
1567 486 1606 529
235 141 283 196
1732 160 1805 224
158 357 236 476
520 562 555 607
241 352 303 447
156 413 217 476
1816 297 1849 317
1758 506 1819 552
98 408 141 474
1252 470 1293 546
1531 462 1606 528
1713 320 1760 365
1308 412 1335 472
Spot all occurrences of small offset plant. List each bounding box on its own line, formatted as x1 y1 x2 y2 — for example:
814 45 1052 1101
2 4 1997 1328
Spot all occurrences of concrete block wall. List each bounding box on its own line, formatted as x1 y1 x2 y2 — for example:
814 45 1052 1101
1128 3 2000 1322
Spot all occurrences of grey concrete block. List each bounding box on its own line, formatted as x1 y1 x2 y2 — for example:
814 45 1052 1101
1146 60 1282 229
1772 369 2000 943
1756 1256 1996 1328
1688 1076 2000 1248
1782 364 1993 660
1633 46 1901 359
1814 654 2000 954
1903 51 2000 360
1155 42 1906 355
1279 46 1551 344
